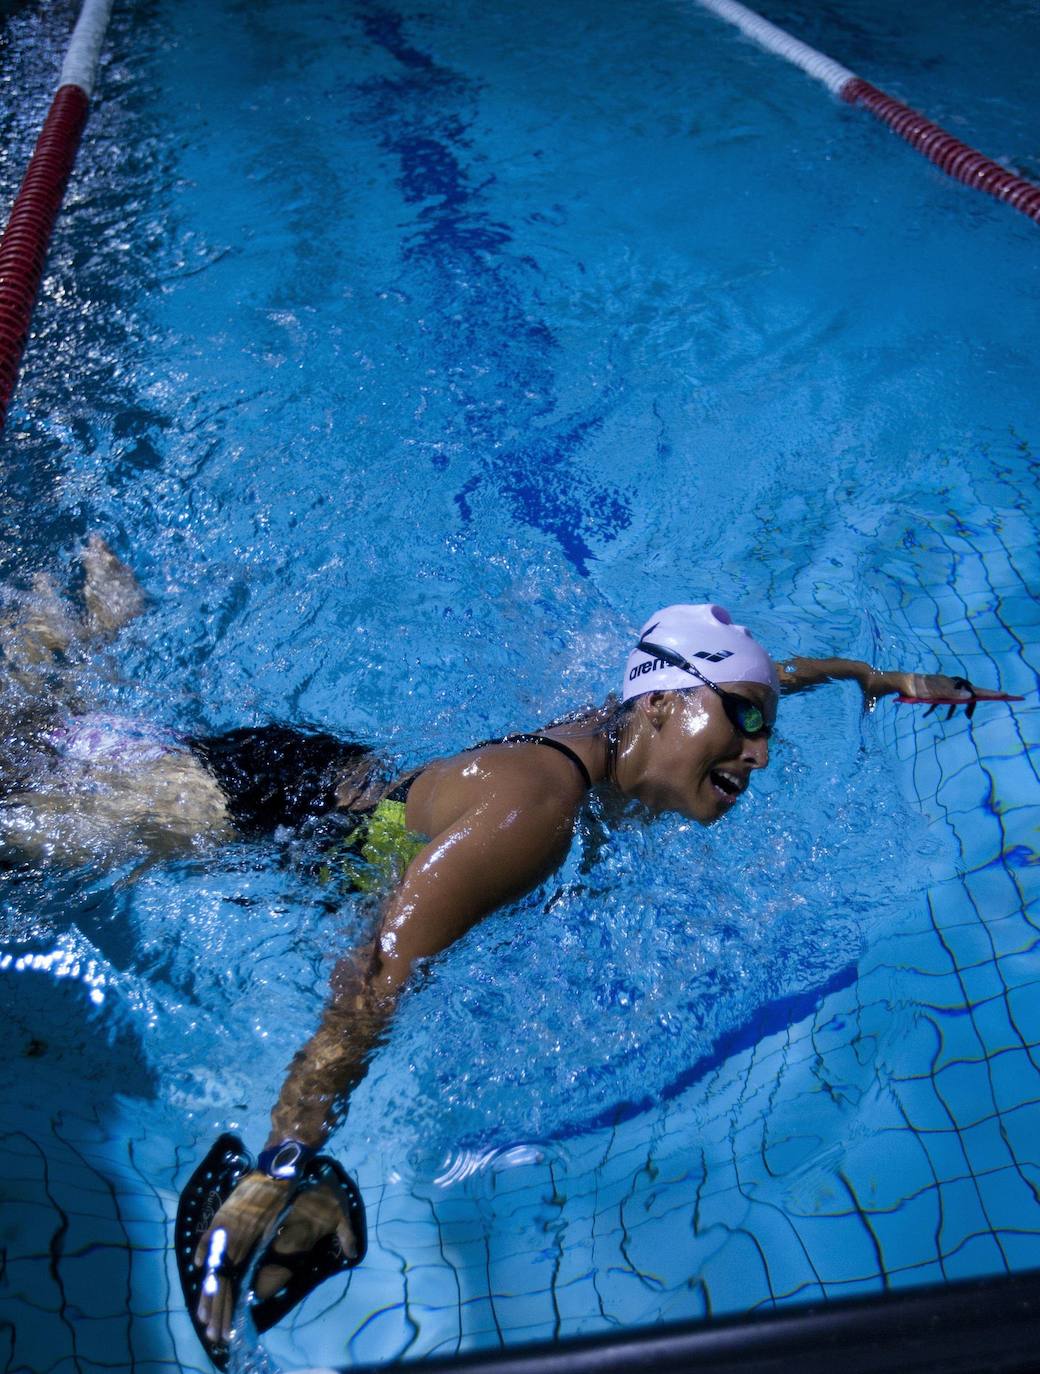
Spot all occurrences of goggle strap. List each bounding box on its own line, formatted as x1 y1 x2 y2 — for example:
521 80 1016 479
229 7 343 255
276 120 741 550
636 639 713 689
636 639 770 737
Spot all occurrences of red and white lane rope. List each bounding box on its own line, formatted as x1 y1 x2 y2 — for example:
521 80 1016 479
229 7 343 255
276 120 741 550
693 0 1040 228
0 0 115 428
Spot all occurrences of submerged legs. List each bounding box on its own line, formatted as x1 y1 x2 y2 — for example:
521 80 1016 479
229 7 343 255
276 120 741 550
0 538 233 866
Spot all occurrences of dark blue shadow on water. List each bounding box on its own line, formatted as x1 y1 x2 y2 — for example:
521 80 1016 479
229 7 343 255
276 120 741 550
354 5 632 576
564 960 859 1139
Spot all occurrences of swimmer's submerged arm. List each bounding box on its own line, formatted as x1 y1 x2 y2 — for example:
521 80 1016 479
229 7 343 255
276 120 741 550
774 656 886 696
266 785 577 1150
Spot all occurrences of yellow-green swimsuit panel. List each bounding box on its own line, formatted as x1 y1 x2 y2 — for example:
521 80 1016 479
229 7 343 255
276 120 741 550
334 797 428 893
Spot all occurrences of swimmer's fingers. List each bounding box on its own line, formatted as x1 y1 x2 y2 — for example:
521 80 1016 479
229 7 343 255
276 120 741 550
192 1173 291 1343
200 1266 236 1348
896 674 1019 717
191 1223 232 1345
949 682 1013 702
193 1224 240 1346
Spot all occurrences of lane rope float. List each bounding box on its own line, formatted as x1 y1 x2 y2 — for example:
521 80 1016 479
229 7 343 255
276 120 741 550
692 0 1040 227
0 0 115 430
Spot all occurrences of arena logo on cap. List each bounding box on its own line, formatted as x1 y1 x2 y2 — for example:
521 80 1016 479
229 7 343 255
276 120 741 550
693 649 734 664
629 657 667 681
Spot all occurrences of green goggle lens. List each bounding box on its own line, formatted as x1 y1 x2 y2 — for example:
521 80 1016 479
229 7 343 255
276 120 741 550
719 692 769 739
730 700 765 735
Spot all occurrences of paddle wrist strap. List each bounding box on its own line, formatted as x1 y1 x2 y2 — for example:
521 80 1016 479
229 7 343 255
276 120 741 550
257 1138 318 1181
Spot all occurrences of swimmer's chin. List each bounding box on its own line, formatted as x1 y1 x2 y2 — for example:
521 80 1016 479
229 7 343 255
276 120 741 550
692 807 727 827
640 797 723 826
619 792 727 826
681 794 737 826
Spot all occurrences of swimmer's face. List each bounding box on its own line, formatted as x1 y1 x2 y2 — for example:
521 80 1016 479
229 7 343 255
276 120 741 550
622 685 773 824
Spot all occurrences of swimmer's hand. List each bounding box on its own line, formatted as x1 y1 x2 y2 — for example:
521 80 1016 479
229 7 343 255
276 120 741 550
81 534 146 638
867 671 1016 718
193 1171 357 1345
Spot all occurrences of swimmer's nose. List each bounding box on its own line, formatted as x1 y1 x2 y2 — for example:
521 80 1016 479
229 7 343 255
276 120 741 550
742 735 770 769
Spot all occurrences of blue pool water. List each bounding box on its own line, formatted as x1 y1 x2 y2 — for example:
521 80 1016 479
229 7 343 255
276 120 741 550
1 0 1039 1369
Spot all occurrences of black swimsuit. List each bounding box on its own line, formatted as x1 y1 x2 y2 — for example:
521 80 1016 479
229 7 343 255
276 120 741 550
187 726 592 837
186 725 376 836
383 733 592 803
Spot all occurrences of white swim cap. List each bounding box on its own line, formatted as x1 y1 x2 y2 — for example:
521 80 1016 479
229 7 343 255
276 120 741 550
623 604 779 701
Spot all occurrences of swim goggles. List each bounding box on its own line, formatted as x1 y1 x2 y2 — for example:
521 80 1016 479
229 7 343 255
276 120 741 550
635 639 775 739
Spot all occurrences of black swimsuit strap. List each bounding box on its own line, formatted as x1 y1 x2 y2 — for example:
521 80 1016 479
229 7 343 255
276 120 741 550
380 731 593 810
499 733 593 790
384 772 420 804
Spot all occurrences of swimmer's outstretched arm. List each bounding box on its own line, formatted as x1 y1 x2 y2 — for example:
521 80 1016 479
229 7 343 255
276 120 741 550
774 656 993 703
193 779 577 1345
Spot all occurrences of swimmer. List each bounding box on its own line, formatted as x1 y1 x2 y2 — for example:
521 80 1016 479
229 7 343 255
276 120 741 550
0 550 1012 1363
170 607 1009 1365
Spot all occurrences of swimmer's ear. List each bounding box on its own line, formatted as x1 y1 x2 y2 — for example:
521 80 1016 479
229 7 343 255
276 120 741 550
639 691 675 730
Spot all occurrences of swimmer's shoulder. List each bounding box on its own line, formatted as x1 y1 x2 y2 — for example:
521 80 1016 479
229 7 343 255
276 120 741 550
405 735 590 840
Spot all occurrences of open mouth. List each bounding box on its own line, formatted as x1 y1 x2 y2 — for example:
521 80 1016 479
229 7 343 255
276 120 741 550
709 768 743 802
